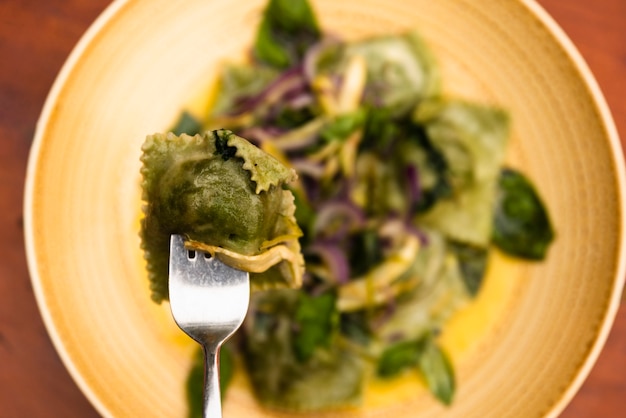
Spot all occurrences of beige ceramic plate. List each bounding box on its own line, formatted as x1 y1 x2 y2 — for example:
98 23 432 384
25 0 626 417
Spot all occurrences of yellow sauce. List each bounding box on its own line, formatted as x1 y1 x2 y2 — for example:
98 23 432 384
138 202 522 408
440 251 522 358
364 250 522 407
172 74 220 129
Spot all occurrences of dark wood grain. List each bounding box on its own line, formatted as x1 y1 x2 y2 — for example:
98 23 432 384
0 0 623 416
0 2 110 416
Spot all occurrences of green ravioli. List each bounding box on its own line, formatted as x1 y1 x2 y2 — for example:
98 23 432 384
140 129 303 303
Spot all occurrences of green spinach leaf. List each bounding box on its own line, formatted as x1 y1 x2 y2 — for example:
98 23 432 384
377 334 455 405
493 168 554 259
293 291 338 362
244 290 363 411
320 110 367 143
171 111 202 136
377 339 422 378
448 241 488 296
416 335 456 406
253 0 321 68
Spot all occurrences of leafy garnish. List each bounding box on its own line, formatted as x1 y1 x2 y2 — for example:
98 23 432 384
347 228 384 277
186 349 204 418
449 241 488 296
244 289 363 411
377 339 423 377
377 334 455 405
253 0 321 68
493 168 555 259
292 291 338 362
171 111 202 136
416 335 456 406
320 110 367 143
415 100 510 246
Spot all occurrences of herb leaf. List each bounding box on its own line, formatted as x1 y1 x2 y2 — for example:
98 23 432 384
377 334 455 405
449 241 488 296
244 290 363 410
493 168 555 259
253 0 321 68
377 339 421 378
320 110 366 143
417 336 456 406
171 111 202 136
293 291 338 362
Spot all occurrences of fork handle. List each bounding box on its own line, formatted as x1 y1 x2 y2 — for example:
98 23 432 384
202 344 223 418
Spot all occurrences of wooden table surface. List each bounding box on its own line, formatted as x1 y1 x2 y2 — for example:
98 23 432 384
1 0 624 416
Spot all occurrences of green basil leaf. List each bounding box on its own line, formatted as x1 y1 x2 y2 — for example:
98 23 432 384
492 168 555 260
377 334 455 405
448 241 488 296
186 349 204 418
171 111 202 136
320 110 367 143
377 339 421 378
210 63 278 116
417 336 455 406
219 345 235 396
415 100 510 247
293 291 338 362
244 290 363 411
253 0 321 68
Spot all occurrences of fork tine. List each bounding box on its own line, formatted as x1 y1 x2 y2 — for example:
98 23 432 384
169 233 190 273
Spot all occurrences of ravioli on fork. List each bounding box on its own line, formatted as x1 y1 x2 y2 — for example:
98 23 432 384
140 129 304 303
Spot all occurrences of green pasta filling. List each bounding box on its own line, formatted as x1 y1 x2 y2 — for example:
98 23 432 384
140 129 303 302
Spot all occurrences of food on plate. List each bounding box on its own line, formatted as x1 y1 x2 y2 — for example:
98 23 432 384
140 0 554 414
140 129 304 302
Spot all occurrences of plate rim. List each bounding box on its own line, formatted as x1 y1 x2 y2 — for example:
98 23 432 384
24 1 132 416
519 0 626 414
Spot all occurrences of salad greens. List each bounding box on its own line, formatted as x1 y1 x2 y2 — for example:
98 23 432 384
493 168 555 259
141 0 555 414
378 333 455 405
243 289 364 410
254 0 321 68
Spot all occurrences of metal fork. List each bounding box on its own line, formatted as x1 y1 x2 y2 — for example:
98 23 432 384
168 234 250 418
